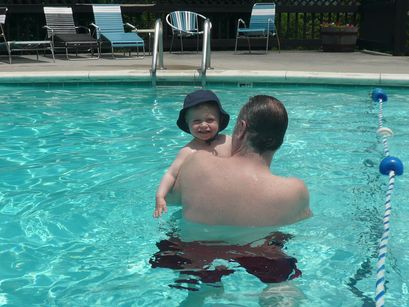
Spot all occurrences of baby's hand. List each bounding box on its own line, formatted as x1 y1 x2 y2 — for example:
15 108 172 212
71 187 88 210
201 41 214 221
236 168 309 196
154 197 168 218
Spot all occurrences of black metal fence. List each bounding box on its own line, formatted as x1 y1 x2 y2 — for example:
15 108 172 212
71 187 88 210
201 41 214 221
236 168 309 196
1 0 408 55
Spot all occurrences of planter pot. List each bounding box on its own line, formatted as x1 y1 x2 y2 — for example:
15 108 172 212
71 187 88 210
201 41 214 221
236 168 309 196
320 26 358 52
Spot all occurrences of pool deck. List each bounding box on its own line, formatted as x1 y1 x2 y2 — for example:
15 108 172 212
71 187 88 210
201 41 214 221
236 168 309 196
1 50 408 86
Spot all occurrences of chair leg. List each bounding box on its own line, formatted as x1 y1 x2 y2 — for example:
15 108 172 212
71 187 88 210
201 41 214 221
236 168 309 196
111 45 115 58
247 37 251 54
50 42 55 62
97 42 101 59
276 33 281 53
170 34 174 53
180 35 184 53
6 42 11 64
265 34 270 54
234 34 239 54
65 45 69 60
196 35 199 53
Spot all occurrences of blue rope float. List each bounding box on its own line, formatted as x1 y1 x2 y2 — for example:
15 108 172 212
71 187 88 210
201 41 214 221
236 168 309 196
371 88 404 307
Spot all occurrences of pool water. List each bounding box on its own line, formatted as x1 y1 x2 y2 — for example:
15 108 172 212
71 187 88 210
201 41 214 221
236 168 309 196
0 84 408 306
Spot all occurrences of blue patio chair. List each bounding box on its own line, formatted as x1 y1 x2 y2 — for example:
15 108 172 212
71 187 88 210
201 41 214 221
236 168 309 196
43 7 99 60
235 3 280 54
91 5 145 58
166 11 206 53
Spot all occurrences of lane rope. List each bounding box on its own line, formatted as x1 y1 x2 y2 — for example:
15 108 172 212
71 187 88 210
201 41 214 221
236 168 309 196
371 88 404 307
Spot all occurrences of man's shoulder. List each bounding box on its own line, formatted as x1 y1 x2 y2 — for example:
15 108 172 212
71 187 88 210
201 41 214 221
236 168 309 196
187 150 218 163
181 150 222 176
276 176 308 198
282 176 307 190
276 176 311 220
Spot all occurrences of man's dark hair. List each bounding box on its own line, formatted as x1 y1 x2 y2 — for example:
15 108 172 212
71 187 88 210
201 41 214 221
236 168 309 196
238 95 288 153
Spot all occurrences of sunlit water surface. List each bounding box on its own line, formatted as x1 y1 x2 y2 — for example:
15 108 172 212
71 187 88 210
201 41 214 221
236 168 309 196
1 84 408 306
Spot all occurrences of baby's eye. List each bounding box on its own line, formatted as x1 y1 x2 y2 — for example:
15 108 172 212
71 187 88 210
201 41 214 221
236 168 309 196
193 120 202 124
206 118 215 123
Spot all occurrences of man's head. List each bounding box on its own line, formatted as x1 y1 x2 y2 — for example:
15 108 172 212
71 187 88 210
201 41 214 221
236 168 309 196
177 90 230 135
233 95 288 153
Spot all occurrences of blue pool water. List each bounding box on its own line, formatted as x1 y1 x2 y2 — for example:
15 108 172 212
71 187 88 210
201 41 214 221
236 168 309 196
1 84 408 306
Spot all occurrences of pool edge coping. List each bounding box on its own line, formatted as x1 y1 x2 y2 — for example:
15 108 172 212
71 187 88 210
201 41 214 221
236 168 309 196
1 70 409 87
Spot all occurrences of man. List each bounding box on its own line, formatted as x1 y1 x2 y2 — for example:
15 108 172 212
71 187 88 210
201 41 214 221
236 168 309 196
169 94 311 226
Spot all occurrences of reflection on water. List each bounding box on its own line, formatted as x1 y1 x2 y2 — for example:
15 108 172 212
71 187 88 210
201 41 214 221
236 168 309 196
0 84 409 306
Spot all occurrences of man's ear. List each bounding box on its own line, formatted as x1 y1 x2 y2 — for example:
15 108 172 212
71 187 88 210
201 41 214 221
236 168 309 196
236 119 247 139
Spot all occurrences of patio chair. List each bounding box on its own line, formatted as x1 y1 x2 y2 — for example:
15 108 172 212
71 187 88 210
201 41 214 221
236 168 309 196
1 7 55 64
43 6 99 60
91 5 145 58
165 11 206 53
234 3 280 54
0 7 9 57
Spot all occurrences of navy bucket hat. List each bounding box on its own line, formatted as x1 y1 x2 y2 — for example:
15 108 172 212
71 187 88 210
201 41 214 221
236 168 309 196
176 89 230 134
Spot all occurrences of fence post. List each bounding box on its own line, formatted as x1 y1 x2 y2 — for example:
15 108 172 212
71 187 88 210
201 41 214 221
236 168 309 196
392 0 409 55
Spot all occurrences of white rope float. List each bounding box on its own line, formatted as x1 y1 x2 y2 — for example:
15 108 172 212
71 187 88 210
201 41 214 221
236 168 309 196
371 88 404 307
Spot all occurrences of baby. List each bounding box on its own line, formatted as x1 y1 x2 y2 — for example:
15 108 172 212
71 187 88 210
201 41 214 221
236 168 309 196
154 89 232 217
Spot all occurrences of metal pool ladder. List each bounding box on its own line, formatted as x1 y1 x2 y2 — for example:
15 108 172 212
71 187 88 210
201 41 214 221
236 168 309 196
200 19 212 87
151 19 165 87
150 18 211 87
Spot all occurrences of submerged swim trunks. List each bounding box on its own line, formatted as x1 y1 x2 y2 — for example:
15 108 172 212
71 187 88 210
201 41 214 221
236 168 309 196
149 232 301 290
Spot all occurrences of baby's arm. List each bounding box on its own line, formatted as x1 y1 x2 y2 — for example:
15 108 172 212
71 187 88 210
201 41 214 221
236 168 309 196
154 147 193 218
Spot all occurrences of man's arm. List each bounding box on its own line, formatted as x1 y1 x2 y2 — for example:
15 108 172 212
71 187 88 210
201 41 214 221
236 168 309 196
291 178 312 221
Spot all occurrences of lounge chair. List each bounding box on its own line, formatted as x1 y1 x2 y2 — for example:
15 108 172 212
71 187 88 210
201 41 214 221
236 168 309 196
235 3 280 54
43 6 99 60
1 7 55 64
0 7 8 60
165 11 206 53
91 5 145 58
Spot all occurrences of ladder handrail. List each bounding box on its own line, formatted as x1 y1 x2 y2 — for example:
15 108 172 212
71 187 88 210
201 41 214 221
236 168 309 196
200 19 212 87
151 18 164 86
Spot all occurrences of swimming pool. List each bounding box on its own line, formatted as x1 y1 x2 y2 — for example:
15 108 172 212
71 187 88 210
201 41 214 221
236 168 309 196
1 83 408 306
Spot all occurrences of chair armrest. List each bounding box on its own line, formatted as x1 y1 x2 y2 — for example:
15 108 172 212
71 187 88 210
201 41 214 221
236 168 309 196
75 25 91 34
124 22 137 31
267 17 275 33
89 23 100 38
90 23 99 30
237 18 247 28
43 25 53 32
196 13 207 21
43 25 54 38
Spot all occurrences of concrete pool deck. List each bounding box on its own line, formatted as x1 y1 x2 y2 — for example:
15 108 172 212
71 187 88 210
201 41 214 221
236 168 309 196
1 50 408 86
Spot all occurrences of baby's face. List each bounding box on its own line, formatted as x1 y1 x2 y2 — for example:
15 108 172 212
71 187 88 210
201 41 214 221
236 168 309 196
186 104 220 142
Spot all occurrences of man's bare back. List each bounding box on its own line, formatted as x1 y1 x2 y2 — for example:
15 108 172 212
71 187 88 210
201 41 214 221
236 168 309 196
175 151 310 226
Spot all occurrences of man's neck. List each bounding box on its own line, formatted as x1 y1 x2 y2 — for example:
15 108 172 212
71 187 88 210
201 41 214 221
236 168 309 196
233 148 274 167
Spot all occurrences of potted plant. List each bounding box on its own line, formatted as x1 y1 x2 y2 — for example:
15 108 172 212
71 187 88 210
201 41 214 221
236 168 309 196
320 23 358 52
